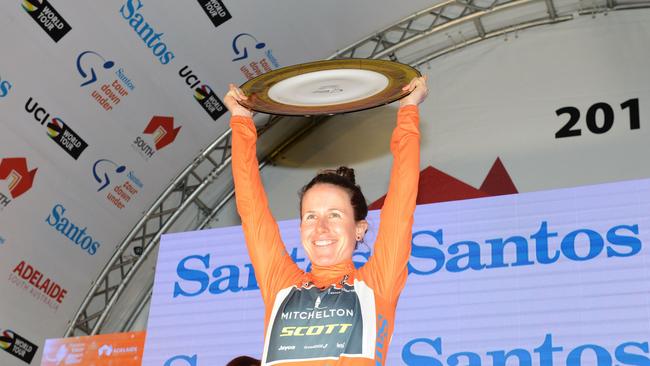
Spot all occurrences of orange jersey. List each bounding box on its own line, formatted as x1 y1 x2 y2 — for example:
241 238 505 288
230 105 420 365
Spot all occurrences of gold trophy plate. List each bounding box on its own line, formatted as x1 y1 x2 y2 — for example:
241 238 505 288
238 59 421 116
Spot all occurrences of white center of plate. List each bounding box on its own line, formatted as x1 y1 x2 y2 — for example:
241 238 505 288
267 69 389 107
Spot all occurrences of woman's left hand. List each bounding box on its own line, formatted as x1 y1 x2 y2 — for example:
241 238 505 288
399 76 428 107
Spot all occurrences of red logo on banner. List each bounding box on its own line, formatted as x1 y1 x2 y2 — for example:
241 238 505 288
143 116 181 150
370 157 518 209
0 157 37 199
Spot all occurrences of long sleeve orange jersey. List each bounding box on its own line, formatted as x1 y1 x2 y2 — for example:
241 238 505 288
230 105 420 365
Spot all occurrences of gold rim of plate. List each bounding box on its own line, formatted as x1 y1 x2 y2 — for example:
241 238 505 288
238 59 421 116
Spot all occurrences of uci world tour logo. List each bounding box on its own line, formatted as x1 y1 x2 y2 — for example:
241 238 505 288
92 159 143 209
196 0 231 28
178 65 226 121
0 328 38 364
0 157 37 209
132 116 181 160
25 97 89 159
76 50 136 112
232 32 280 80
22 0 72 42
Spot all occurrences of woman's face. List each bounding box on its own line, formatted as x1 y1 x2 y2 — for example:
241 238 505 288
300 183 367 267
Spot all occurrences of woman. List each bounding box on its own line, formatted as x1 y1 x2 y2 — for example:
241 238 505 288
225 76 427 365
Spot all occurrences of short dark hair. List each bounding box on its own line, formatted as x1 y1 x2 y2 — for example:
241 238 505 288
226 356 260 366
299 166 368 222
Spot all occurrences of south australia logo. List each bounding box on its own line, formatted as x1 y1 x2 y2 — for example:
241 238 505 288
132 116 181 160
0 157 37 210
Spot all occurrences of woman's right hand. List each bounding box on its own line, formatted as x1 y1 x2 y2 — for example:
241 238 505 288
224 83 253 118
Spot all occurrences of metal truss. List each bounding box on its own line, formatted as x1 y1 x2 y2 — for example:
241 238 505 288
65 0 650 337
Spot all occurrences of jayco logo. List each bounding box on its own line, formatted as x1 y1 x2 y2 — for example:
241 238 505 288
119 0 175 65
407 221 641 275
25 97 89 159
0 74 11 98
76 50 135 112
179 66 227 121
22 0 72 42
231 33 280 80
45 203 101 255
0 157 37 209
92 159 143 209
132 115 181 160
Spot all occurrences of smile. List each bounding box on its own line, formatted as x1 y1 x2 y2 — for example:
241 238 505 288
314 240 336 247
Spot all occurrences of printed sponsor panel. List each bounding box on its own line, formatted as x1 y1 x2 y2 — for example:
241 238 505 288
195 0 232 28
0 328 38 364
143 178 650 365
21 0 72 42
0 1 438 365
41 331 145 366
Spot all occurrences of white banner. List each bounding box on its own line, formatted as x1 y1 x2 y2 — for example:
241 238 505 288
144 178 650 365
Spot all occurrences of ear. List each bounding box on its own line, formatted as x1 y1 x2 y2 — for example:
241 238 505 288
355 220 369 240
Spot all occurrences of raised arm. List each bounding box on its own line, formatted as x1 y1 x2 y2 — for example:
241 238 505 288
226 85 301 306
360 77 427 302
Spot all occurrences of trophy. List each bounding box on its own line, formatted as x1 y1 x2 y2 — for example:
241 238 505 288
238 59 421 116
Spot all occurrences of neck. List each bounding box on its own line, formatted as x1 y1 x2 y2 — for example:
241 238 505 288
307 260 355 288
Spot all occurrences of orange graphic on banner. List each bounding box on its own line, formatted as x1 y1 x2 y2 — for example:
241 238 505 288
41 331 145 366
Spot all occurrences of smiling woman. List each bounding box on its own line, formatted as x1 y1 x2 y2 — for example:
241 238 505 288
225 76 427 365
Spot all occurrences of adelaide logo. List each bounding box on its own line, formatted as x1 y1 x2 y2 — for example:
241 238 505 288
9 259 69 311
21 0 72 42
0 157 37 209
132 116 181 160
76 50 136 112
231 33 280 80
